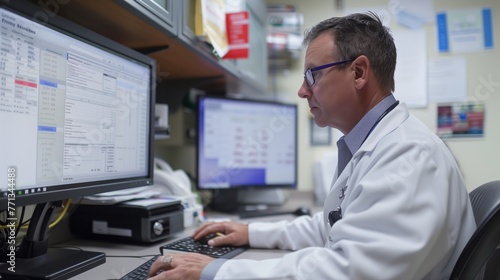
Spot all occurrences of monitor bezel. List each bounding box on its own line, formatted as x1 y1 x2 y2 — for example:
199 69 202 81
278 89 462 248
196 95 298 191
0 1 156 211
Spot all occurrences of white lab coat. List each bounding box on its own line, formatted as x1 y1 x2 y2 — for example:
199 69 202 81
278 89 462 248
214 103 476 280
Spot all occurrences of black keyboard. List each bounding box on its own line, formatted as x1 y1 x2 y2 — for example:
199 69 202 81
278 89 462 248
119 255 159 280
160 234 247 259
120 236 246 279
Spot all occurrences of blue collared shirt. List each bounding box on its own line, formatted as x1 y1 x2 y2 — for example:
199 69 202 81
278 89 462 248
337 94 397 175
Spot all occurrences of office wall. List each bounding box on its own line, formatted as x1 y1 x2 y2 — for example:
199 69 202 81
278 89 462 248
266 0 500 191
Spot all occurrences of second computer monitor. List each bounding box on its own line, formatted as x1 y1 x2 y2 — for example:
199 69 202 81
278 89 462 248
197 96 298 211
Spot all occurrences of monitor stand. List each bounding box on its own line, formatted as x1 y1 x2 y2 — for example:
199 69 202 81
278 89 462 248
210 189 287 217
237 188 286 206
0 202 105 279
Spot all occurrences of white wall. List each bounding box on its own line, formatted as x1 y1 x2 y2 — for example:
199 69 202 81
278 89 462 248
266 0 500 191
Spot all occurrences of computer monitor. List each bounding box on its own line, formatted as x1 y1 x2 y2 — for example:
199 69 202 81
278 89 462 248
0 1 156 278
196 96 298 213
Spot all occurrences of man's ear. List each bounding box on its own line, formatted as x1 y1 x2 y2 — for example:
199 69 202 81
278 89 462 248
352 55 370 89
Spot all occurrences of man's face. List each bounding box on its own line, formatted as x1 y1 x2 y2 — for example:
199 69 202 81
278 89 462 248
298 33 356 133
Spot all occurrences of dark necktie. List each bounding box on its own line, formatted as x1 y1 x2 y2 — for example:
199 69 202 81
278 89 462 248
336 137 352 176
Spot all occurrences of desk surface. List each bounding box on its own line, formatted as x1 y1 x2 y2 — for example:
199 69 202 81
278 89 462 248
65 191 321 279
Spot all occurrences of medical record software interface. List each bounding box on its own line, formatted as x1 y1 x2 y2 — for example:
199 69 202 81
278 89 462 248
0 9 151 193
199 98 297 188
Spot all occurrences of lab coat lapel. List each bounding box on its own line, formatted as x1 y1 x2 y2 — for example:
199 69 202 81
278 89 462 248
323 164 352 232
325 104 408 209
323 103 408 234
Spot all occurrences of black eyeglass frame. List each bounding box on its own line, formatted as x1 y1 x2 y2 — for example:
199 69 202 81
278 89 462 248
304 59 354 87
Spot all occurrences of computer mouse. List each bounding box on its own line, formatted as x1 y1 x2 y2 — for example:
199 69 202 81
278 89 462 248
293 207 311 216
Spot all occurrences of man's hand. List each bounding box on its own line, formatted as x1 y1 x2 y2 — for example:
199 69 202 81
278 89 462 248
147 221 248 279
193 221 249 247
148 253 213 280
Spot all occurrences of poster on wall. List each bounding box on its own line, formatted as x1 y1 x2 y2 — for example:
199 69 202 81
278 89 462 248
437 102 485 139
436 7 494 53
310 118 332 146
393 29 428 108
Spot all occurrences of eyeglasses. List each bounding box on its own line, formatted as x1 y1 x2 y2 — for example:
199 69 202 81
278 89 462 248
304 59 354 87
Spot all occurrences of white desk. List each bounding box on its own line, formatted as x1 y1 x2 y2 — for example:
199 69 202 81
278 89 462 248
65 191 322 279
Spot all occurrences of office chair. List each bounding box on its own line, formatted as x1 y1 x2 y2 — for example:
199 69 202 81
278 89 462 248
450 180 500 280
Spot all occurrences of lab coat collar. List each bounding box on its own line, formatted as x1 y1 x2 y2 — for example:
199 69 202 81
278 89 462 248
357 102 409 153
332 102 409 186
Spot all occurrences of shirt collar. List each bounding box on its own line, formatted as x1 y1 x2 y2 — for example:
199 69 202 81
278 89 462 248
343 94 397 155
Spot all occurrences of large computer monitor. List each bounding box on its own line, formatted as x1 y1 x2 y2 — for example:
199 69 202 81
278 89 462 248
0 1 156 278
197 96 298 213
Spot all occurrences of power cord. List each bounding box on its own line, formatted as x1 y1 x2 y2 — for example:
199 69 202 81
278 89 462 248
0 199 71 231
0 200 72 261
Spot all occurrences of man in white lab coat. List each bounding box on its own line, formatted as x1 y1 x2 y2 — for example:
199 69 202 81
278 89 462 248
148 12 476 280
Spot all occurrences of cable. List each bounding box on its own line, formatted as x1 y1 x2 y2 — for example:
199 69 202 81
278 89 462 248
48 199 71 228
0 199 72 230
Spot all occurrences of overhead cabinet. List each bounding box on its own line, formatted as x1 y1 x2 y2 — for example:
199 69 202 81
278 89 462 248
29 0 269 97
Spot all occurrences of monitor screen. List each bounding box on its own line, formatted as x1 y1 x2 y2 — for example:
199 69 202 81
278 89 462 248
0 3 155 210
197 96 297 193
0 1 155 278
